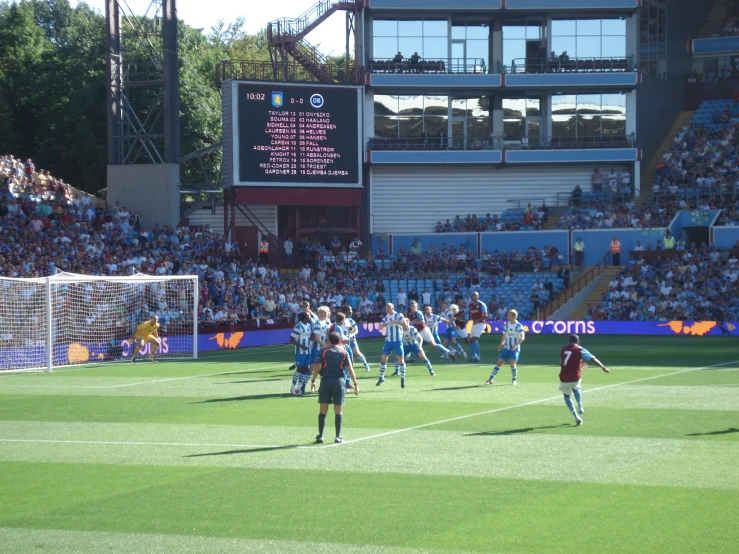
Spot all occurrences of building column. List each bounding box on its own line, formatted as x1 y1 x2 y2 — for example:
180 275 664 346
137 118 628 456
491 20 503 73
626 90 638 140
491 95 505 149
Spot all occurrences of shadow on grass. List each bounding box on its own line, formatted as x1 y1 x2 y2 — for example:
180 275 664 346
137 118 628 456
196 392 297 403
217 369 289 376
686 427 739 437
185 445 300 457
466 423 570 436
431 385 484 392
222 378 284 384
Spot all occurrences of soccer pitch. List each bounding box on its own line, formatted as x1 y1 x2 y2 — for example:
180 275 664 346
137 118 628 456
1 335 738 553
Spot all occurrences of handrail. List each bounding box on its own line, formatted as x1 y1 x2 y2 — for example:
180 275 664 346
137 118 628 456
268 0 337 42
556 189 636 208
506 198 544 209
505 55 636 74
368 136 499 151
215 60 364 87
366 57 486 74
506 134 636 149
540 252 610 319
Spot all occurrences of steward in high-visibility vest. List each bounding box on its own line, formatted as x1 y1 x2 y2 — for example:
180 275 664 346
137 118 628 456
574 238 585 266
663 235 675 250
259 240 269 263
610 236 621 266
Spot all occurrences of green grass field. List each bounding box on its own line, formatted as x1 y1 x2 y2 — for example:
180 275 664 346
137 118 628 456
1 334 738 553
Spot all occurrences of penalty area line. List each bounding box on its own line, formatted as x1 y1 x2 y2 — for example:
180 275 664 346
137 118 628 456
0 438 284 449
326 359 739 448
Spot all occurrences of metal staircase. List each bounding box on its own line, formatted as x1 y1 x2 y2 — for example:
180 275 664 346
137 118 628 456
267 0 361 83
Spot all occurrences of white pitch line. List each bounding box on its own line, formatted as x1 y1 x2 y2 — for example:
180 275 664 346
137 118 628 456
326 359 739 448
0 439 284 449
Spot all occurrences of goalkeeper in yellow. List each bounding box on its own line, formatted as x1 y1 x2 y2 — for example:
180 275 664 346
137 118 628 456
131 315 161 363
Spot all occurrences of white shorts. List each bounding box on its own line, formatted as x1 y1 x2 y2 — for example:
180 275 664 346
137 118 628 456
457 327 468 339
419 327 435 343
471 322 486 338
559 380 582 395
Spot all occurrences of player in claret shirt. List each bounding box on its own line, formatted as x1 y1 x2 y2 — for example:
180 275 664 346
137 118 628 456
467 291 488 363
559 334 610 425
407 301 456 361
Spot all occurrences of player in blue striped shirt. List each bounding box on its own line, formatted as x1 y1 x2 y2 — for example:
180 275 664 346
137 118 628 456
396 320 435 378
308 306 332 394
485 309 525 386
377 303 409 388
289 311 314 395
342 305 371 372
288 300 317 372
441 304 468 359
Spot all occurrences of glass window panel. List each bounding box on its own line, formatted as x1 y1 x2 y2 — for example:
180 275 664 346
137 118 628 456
469 96 489 117
423 38 448 60
373 20 397 37
577 36 601 58
504 39 526 68
552 37 576 58
373 37 398 60
424 116 448 136
552 95 576 115
398 38 423 58
503 25 526 39
602 18 626 36
526 98 541 116
398 20 423 36
601 94 626 115
468 117 490 137
397 95 423 116
374 95 398 116
577 114 602 137
503 98 525 118
577 94 601 114
577 19 601 36
399 116 423 136
467 40 489 66
452 25 466 39
552 19 576 36
602 36 626 59
374 116 398 137
504 119 525 139
552 115 576 137
526 25 542 39
423 20 448 37
451 97 467 117
602 114 626 136
424 95 448 116
467 24 489 39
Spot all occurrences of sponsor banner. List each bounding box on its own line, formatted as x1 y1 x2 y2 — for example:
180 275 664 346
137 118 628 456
2 320 735 367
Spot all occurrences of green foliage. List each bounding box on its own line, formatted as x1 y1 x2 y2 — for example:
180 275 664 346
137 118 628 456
0 0 271 193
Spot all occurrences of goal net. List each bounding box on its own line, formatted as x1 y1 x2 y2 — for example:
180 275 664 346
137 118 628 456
0 272 199 372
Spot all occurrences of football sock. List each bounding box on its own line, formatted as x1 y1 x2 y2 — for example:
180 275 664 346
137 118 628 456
335 414 343 437
291 371 301 387
473 342 481 359
456 344 466 355
424 359 433 372
399 363 407 379
395 363 400 373
573 388 582 407
379 363 387 379
489 366 501 380
435 343 451 355
298 372 311 394
318 413 326 436
564 395 577 416
357 353 369 369
511 366 518 381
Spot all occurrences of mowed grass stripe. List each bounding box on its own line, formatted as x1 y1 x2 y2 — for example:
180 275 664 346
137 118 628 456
0 528 469 554
1 464 738 553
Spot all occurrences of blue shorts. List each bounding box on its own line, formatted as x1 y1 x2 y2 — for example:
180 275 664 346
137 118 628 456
294 349 311 368
311 345 322 364
445 328 458 340
498 348 520 362
381 340 405 357
404 343 419 355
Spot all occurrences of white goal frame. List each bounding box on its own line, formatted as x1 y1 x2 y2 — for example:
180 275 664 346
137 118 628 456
0 272 199 372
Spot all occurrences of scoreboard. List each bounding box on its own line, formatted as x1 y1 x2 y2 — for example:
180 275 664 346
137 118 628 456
232 82 362 187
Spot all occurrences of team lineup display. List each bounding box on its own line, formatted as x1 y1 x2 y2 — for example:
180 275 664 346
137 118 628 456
236 83 361 186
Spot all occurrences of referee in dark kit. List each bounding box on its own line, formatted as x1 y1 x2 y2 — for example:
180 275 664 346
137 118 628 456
310 332 359 444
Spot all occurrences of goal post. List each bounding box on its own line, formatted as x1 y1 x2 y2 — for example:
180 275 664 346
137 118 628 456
0 272 199 372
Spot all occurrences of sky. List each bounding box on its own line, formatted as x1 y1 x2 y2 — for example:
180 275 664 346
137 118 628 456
71 0 348 55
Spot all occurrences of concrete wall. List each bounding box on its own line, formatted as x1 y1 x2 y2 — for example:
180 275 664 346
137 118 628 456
713 226 739 248
106 164 179 229
575 228 666 265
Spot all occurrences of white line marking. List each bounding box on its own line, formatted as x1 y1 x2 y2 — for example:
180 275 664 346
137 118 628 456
327 359 739 448
0 439 284 449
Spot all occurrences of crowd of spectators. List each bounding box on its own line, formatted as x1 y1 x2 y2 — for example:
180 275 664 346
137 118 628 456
556 198 680 230
585 244 739 322
436 204 548 233
711 1 739 37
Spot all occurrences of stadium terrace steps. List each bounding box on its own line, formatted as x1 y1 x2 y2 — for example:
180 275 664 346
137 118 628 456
641 111 696 201
569 266 623 320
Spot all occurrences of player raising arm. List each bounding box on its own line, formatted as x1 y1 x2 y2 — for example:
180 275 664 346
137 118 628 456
131 315 161 363
441 304 467 359
485 309 524 386
376 303 409 387
341 306 371 372
559 334 610 425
